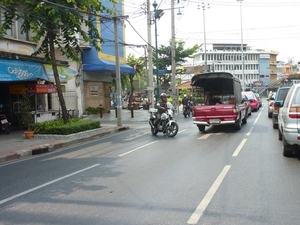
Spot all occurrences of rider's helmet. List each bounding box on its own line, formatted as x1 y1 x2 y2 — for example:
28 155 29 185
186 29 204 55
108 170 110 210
160 93 167 100
184 94 187 97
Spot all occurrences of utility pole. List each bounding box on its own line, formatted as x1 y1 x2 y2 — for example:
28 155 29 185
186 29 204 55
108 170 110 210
237 0 245 91
113 4 122 126
201 2 209 72
171 0 177 114
153 1 161 104
147 0 154 107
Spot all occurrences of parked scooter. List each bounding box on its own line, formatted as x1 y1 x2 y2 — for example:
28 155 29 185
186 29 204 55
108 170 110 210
148 102 179 138
0 104 11 134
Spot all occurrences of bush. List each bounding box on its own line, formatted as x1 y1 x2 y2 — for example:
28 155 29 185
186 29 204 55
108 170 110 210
31 118 101 135
85 106 105 114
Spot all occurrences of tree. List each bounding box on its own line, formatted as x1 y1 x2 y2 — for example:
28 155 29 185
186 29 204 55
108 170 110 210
155 40 199 92
126 54 145 108
0 0 116 123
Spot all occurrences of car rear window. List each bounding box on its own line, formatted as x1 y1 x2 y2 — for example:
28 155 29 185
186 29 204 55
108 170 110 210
245 94 254 99
291 87 300 107
277 89 290 101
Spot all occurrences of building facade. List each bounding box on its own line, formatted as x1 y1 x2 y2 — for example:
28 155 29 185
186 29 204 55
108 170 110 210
184 43 278 90
0 1 134 128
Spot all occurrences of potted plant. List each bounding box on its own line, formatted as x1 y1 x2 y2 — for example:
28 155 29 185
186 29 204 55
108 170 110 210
20 94 35 139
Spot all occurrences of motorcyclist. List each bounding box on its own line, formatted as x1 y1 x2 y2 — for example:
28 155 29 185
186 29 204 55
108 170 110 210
154 93 168 124
182 94 191 112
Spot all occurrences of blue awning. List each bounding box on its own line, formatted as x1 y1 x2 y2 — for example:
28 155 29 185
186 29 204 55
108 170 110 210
83 59 134 75
0 58 78 83
0 58 49 82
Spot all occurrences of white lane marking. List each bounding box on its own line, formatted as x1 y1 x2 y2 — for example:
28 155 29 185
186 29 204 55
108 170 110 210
198 134 211 140
246 127 253 136
118 141 158 157
0 131 131 167
187 165 231 224
0 164 100 205
178 129 187 134
124 132 148 141
232 139 247 157
254 107 263 125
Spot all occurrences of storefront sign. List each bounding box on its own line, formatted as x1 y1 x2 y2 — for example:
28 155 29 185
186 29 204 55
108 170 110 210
253 81 263 87
9 84 57 94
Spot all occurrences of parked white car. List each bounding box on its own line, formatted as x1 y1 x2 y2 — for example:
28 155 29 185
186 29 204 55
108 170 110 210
278 83 300 157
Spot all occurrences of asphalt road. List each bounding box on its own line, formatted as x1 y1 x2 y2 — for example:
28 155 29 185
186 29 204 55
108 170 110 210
1 99 300 225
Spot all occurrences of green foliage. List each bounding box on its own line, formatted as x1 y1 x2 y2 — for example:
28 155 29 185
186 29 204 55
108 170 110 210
20 94 34 131
31 118 100 135
86 106 102 114
110 54 146 92
154 40 199 88
156 40 199 71
178 97 182 104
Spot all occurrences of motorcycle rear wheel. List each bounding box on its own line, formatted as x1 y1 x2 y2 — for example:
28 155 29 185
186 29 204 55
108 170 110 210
166 122 179 137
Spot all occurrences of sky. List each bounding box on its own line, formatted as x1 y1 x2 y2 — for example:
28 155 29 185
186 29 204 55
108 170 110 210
123 0 300 64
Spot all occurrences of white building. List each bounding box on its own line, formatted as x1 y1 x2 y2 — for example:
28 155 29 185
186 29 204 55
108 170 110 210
183 43 278 89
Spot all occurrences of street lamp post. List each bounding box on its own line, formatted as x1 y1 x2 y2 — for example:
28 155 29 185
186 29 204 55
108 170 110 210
153 1 160 104
237 0 245 91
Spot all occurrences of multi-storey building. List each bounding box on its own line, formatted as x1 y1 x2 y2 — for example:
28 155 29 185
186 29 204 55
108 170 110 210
183 43 278 89
0 1 133 127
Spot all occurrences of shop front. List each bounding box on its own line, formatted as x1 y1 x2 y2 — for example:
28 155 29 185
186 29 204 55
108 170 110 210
0 58 77 128
10 83 57 124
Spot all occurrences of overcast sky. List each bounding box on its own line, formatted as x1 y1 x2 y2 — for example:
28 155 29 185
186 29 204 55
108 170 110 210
124 0 300 63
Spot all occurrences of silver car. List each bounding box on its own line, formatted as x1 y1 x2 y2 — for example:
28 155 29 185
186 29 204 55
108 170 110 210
278 83 300 157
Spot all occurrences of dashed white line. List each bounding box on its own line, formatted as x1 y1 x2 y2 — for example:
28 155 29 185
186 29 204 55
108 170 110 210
246 127 254 136
0 164 100 205
118 141 158 157
254 106 263 125
187 165 231 224
178 129 187 134
197 134 211 140
232 139 247 157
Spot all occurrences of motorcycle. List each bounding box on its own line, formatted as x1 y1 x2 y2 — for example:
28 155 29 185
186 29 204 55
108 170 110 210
148 102 179 138
0 104 11 134
183 101 192 118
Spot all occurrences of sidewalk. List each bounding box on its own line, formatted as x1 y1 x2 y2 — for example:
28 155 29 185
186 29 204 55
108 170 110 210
0 108 150 163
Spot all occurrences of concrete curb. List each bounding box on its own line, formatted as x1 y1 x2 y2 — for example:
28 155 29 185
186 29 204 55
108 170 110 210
0 126 130 163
